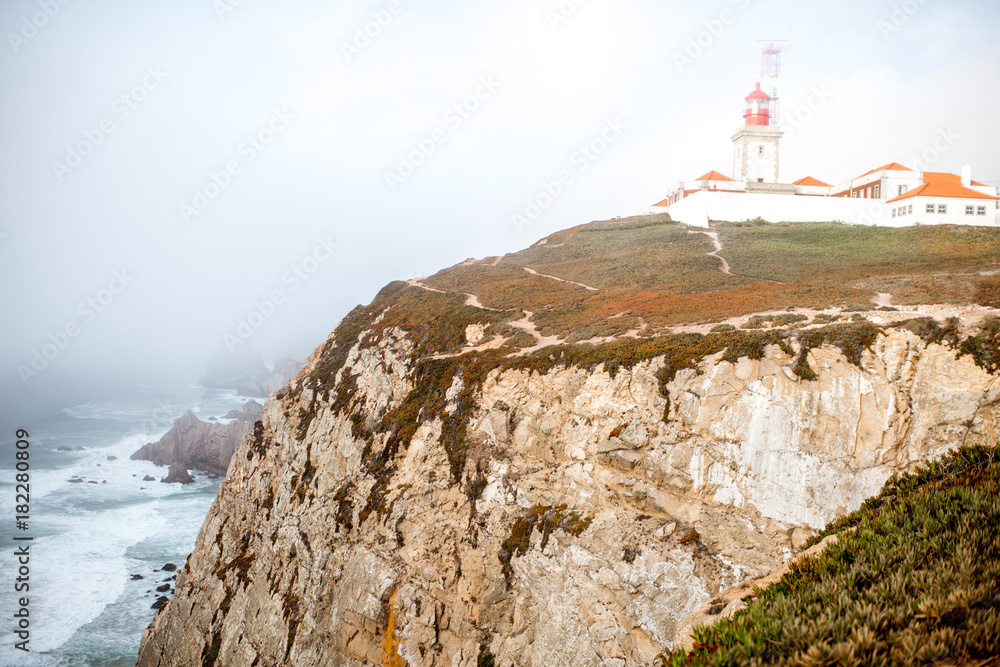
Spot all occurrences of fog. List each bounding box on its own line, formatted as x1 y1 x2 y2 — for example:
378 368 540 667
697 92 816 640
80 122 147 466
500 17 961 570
1 0 998 404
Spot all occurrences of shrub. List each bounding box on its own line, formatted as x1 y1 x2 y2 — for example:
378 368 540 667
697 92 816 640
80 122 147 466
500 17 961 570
974 276 1000 307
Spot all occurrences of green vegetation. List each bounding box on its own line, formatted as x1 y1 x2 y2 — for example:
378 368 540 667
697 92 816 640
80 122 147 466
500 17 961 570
498 505 593 584
413 223 1000 340
661 444 1000 667
793 321 882 380
960 317 1000 373
717 223 1000 285
892 317 1000 374
477 642 496 667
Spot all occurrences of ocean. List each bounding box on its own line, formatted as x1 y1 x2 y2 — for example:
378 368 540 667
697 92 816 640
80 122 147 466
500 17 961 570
0 385 255 666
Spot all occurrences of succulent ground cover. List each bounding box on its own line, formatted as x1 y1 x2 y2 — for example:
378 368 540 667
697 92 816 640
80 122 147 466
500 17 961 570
660 444 1000 667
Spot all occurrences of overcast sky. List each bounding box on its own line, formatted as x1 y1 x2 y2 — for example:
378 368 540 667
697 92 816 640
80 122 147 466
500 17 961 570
1 0 998 401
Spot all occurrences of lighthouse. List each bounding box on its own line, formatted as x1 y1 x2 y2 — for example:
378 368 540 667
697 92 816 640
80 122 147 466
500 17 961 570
732 82 782 184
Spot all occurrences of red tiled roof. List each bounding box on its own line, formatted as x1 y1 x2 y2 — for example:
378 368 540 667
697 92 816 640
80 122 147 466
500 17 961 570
885 182 999 204
794 176 832 187
652 198 672 208
857 162 914 179
694 170 734 182
923 172 987 186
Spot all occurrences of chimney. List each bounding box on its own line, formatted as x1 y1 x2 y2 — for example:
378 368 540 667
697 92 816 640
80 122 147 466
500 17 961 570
961 164 972 186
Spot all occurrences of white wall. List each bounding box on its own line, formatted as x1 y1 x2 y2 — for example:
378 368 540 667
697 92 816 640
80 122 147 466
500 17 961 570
667 191 878 228
900 197 999 226
665 191 999 228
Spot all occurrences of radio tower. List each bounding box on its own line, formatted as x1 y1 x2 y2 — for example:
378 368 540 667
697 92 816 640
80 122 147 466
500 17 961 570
758 41 788 126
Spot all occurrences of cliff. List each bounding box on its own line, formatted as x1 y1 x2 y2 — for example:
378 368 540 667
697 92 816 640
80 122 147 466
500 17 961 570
135 221 1000 666
135 321 999 666
131 400 263 476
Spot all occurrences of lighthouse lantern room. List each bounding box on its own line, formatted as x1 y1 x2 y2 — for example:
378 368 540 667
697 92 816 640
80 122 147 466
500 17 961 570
744 82 772 126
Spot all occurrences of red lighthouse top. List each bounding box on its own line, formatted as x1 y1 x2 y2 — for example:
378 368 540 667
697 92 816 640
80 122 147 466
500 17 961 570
744 82 772 126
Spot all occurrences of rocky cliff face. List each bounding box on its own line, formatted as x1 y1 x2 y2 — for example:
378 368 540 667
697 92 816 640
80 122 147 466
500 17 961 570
131 400 263 476
135 319 999 667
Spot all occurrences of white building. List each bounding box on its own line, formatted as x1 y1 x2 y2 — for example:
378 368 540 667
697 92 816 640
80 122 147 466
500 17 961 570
654 84 999 228
886 179 998 226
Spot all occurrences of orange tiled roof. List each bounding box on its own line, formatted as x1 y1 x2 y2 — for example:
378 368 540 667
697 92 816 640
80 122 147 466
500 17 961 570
857 162 914 179
694 170 734 182
923 172 987 186
794 176 831 187
652 198 672 207
885 182 999 204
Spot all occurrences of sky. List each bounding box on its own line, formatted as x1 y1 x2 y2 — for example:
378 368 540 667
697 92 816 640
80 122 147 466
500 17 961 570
1 0 998 402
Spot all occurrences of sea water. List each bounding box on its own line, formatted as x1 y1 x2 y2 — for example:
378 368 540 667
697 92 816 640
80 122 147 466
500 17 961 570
0 386 255 666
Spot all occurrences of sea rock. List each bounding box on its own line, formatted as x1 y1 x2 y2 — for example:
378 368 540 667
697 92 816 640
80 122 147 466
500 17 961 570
107 455 117 461
132 400 264 476
136 328 1000 667
162 563 177 572
161 464 194 485
143 475 156 482
132 574 144 580
151 596 169 610
156 584 171 593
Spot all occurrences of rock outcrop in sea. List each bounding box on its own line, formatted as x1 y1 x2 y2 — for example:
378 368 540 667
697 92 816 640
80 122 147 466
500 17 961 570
131 400 263 476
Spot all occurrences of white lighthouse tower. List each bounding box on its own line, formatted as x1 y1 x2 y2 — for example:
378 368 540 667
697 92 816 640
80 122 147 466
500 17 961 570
732 82 782 185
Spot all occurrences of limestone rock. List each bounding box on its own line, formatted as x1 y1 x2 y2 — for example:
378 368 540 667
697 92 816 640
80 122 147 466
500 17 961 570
135 328 1000 667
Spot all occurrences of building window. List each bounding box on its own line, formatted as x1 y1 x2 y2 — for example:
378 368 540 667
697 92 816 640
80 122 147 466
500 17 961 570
892 208 897 218
866 187 871 198
978 206 987 216
938 204 947 214
758 146 764 156
852 192 858 198
757 178 764 183
899 185 908 196
874 184 880 198
908 205 913 215
926 203 935 213
966 206 975 215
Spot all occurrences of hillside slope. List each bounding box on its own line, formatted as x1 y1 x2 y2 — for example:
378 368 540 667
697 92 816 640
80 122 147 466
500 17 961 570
135 219 1000 666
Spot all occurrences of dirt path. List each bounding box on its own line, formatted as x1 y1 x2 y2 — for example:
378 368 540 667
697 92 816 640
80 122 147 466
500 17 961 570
464 293 502 311
406 278 447 294
702 231 731 274
507 310 564 355
873 292 893 307
523 267 599 291
689 229 785 284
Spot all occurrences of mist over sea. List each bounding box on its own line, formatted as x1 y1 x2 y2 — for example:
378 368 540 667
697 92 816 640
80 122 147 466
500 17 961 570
0 385 252 666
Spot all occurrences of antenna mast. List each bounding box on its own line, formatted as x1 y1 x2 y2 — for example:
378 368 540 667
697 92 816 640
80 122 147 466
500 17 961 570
758 40 789 126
